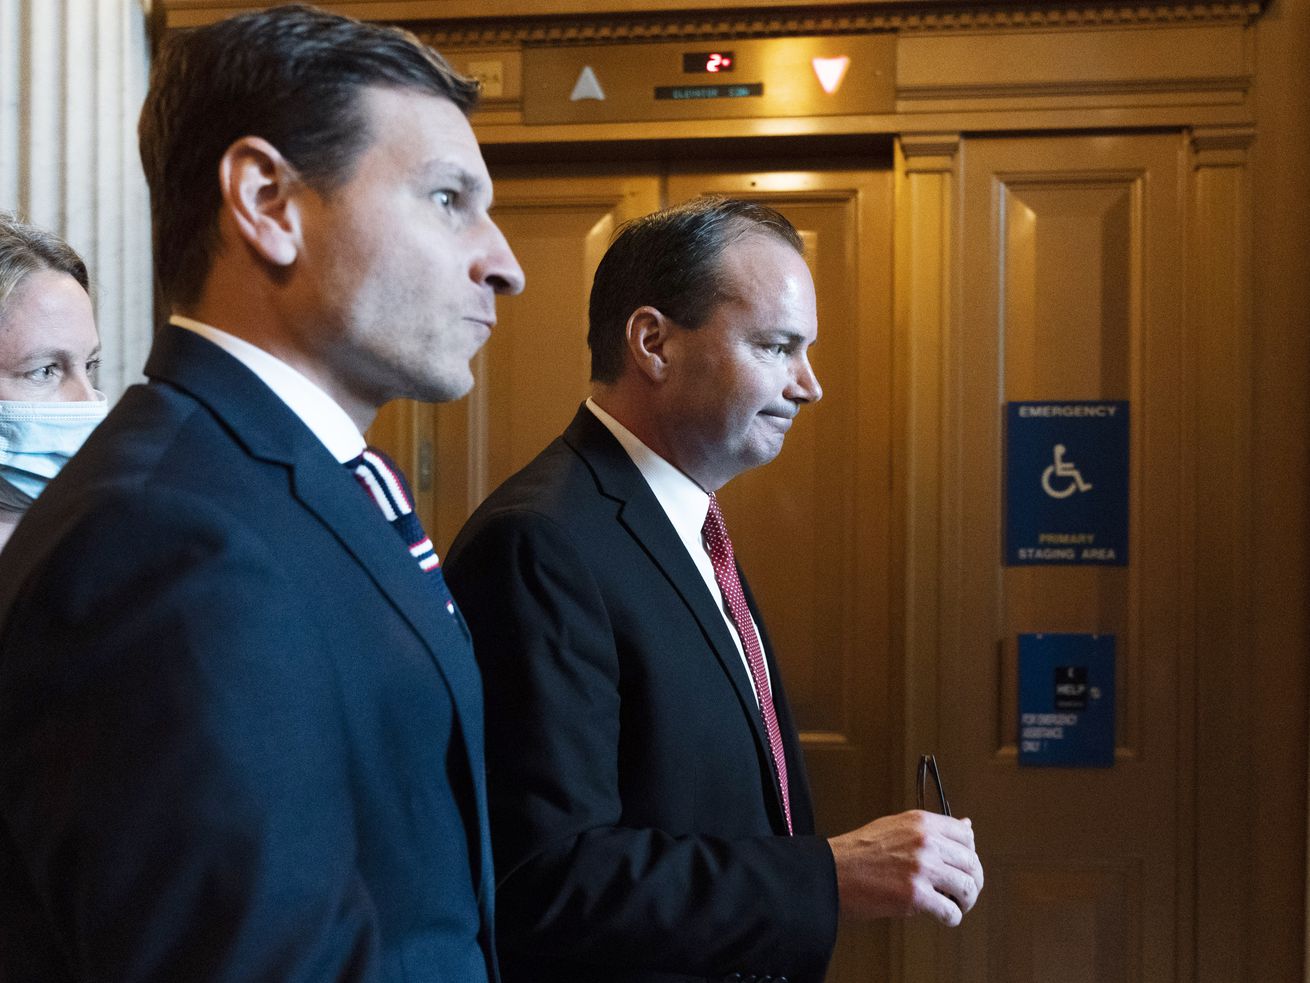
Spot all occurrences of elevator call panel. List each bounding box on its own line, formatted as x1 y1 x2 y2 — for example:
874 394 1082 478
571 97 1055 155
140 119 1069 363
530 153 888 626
521 34 896 125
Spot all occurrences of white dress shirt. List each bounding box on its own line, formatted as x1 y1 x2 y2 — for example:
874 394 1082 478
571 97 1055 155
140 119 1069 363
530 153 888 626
585 398 771 703
170 315 366 464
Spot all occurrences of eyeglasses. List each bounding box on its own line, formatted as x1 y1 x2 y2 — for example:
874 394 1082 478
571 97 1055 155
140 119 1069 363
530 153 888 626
916 753 952 817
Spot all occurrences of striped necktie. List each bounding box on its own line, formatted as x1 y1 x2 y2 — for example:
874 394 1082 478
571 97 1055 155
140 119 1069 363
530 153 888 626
345 447 440 573
345 447 468 634
702 492 794 835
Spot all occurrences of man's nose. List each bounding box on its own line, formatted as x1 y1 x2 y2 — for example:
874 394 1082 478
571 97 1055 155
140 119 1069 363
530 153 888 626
476 220 525 296
791 355 823 404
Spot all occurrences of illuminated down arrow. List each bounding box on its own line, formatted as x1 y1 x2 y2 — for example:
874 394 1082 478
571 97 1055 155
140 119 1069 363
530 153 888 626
811 55 851 95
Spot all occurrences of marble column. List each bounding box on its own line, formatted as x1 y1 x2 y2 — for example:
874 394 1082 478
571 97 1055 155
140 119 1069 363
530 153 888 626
0 0 152 402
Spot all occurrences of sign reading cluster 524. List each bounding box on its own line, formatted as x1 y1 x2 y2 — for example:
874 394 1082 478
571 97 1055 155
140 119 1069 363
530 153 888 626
1005 401 1129 566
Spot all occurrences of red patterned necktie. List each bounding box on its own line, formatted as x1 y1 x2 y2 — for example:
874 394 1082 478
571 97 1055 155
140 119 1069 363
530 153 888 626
702 493 793 835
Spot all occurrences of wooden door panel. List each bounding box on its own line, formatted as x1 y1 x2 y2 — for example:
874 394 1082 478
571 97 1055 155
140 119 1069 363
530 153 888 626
988 863 1138 983
925 133 1186 982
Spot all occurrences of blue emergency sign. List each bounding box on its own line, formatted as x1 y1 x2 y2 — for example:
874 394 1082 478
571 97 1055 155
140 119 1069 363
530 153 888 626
1018 633 1116 767
1005 401 1129 565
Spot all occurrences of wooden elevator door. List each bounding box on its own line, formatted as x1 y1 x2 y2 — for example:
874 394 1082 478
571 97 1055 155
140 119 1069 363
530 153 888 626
369 139 1196 980
905 132 1190 983
370 160 898 980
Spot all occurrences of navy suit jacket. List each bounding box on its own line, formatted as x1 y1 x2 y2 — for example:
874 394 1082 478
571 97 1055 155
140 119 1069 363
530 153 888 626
444 407 839 983
0 327 495 982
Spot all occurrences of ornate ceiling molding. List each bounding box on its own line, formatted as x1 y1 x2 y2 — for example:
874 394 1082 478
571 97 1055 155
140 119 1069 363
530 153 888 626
411 2 1262 48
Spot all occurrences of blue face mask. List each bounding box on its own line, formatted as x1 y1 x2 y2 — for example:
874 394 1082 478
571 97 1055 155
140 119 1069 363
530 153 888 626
0 395 108 511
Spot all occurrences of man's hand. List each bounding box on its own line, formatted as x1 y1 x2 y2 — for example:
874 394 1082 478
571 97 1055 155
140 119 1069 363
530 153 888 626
827 811 984 926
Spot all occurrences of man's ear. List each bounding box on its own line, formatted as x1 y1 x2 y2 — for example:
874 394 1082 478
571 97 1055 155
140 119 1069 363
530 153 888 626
217 136 302 268
626 306 677 383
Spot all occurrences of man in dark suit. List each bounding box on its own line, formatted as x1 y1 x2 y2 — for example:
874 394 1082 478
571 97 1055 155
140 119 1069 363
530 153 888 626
444 198 983 983
0 6 523 981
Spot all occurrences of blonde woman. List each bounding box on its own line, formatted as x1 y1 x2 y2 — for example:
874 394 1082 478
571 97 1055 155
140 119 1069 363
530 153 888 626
0 213 105 552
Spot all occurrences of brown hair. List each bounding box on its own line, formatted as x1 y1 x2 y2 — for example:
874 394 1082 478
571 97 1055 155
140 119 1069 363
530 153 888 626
138 3 480 308
587 196 803 383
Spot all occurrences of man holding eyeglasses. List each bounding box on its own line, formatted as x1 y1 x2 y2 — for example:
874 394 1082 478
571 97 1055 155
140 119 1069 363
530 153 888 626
445 197 983 983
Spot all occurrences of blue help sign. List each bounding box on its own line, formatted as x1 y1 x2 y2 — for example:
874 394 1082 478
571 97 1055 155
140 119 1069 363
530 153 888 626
1005 401 1129 565
1018 633 1115 767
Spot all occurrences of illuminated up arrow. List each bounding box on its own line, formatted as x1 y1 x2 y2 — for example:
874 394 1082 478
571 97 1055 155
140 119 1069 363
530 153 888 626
811 55 851 95
570 65 606 101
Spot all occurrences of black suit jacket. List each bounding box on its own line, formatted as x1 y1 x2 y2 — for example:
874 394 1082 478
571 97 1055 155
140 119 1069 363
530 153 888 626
0 327 495 982
444 407 839 983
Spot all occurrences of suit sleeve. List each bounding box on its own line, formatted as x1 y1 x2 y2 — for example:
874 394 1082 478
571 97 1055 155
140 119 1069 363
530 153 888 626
0 488 382 983
445 509 838 981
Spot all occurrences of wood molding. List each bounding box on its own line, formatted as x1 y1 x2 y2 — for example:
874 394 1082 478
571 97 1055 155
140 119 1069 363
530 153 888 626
898 131 961 162
160 1 1265 40
1190 123 1256 157
896 21 1252 115
412 3 1262 48
1186 120 1255 982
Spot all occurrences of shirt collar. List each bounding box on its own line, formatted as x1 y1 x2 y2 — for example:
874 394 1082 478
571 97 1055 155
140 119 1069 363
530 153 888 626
585 397 710 545
170 315 366 464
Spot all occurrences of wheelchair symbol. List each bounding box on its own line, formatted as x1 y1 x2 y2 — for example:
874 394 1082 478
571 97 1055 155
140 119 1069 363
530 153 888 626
1041 444 1093 499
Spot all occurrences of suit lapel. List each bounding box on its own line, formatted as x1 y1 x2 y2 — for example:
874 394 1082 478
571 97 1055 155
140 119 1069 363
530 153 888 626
562 408 786 823
287 455 495 901
145 327 493 889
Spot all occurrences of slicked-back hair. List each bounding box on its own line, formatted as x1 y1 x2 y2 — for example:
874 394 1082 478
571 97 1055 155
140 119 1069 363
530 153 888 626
139 3 480 309
587 196 804 384
0 212 90 319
